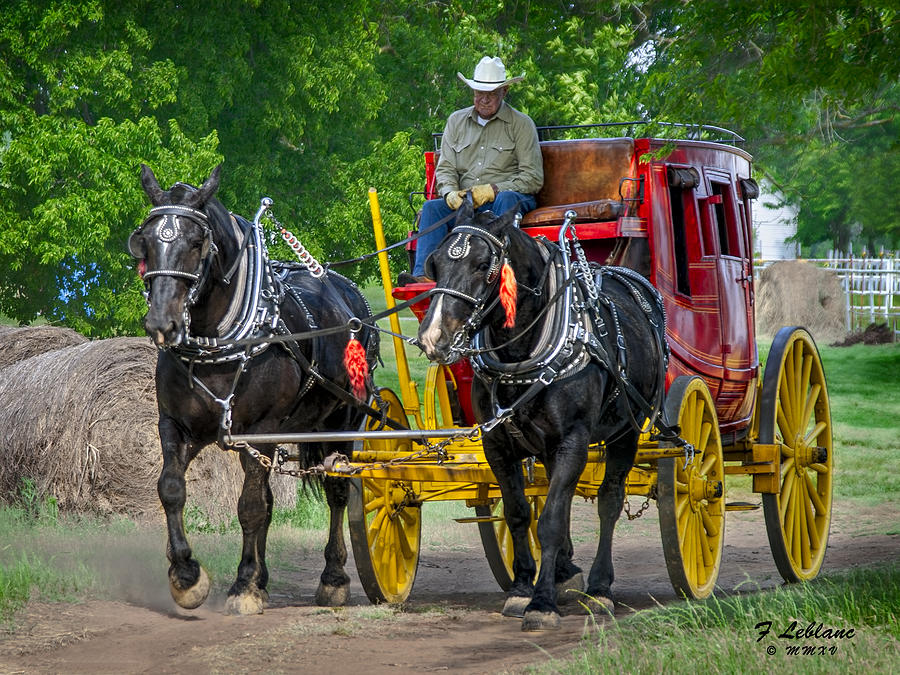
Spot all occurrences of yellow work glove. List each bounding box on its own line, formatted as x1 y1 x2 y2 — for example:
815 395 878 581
470 183 496 208
444 190 464 210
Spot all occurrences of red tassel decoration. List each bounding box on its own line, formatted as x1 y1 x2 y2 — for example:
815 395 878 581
138 259 147 278
499 262 517 328
343 336 369 400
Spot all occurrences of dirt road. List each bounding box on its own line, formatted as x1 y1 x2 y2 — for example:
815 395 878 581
1 499 897 674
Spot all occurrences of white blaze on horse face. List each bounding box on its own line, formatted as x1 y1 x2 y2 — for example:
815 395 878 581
419 295 446 358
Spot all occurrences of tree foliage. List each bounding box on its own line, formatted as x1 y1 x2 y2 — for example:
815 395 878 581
0 0 896 336
633 0 899 252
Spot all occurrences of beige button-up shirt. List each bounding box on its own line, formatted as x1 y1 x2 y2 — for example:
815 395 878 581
435 101 543 198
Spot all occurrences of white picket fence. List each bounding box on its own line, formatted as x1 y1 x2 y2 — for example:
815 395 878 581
756 254 899 341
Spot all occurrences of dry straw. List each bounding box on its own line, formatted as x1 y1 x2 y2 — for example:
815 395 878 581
755 260 847 343
0 329 296 522
0 324 87 370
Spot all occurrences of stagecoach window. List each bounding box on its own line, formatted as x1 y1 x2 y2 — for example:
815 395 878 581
711 182 732 257
668 182 692 297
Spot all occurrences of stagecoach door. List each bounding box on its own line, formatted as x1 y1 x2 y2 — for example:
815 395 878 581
701 170 756 385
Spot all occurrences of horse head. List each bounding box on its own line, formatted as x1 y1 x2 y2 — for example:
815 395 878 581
418 201 527 364
129 164 225 346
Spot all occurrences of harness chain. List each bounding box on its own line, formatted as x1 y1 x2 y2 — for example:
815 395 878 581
140 200 409 472
137 200 694 481
429 220 692 474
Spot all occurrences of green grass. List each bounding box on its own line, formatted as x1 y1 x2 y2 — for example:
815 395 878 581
0 503 103 625
815 343 900 507
824 344 899 501
536 561 900 675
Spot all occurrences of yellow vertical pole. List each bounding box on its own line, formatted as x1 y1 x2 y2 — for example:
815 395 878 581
368 188 421 423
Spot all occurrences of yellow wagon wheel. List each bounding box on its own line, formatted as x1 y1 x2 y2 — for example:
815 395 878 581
347 388 422 604
657 376 725 599
475 495 544 591
423 363 464 429
760 327 833 582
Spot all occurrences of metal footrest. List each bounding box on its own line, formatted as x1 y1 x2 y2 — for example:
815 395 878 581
725 501 761 511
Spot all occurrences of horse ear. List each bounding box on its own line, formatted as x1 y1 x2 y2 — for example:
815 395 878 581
140 164 165 205
186 164 222 209
454 196 475 226
489 204 520 237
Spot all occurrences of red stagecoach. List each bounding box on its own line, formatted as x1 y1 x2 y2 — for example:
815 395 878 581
241 123 834 606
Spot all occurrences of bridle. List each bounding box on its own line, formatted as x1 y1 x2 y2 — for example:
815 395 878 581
128 204 218 322
426 223 512 359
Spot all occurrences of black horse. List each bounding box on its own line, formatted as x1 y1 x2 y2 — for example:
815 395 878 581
418 202 668 630
129 164 377 614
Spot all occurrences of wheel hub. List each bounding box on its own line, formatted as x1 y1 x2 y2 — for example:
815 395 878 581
793 437 827 473
686 463 723 511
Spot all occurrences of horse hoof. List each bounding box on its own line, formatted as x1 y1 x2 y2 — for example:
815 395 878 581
578 594 615 617
556 572 585 605
169 565 210 610
522 610 561 631
224 587 268 615
315 583 350 607
501 595 531 618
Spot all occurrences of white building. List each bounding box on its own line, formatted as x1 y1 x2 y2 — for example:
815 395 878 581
753 180 799 259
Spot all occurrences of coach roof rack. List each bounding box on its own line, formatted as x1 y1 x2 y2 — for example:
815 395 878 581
431 121 745 151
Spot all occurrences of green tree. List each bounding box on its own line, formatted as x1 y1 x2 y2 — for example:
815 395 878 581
632 0 899 251
0 0 387 335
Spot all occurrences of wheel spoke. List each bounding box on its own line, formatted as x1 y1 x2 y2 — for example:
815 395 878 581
692 395 704 442
801 383 821 431
781 478 796 543
679 504 691 545
805 473 826 515
676 493 689 520
797 477 811 569
698 517 713 568
368 507 387 542
790 481 802 564
397 507 417 527
792 347 805 424
776 402 793 443
700 507 720 538
365 481 385 498
380 524 395 578
802 480 821 552
698 421 712 455
700 451 718 477
693 519 705 583
779 376 795 433
799 354 813 420
804 421 828 448
682 515 695 567
398 520 415 560
779 466 796 520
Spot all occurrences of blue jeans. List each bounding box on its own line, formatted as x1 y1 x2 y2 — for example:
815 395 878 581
412 191 537 276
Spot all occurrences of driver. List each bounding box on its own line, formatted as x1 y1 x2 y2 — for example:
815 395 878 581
398 56 543 285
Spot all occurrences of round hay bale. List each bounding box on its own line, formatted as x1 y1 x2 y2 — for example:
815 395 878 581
0 325 87 371
0 335 297 521
755 261 848 343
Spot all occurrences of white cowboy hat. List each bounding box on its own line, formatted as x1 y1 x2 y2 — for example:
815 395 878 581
457 56 525 92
